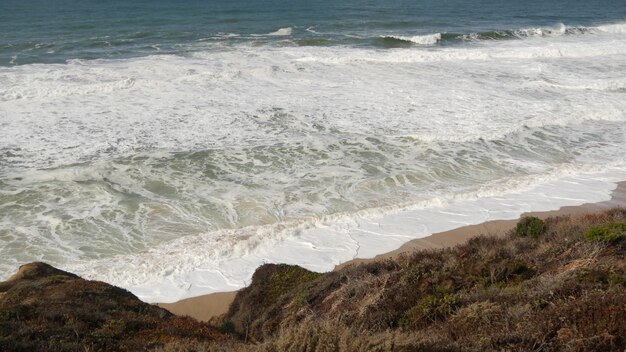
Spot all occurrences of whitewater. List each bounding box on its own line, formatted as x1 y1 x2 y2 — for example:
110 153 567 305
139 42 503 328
1 21 625 302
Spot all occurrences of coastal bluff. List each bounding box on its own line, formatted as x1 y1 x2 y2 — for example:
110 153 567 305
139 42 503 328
1 209 626 351
0 262 228 351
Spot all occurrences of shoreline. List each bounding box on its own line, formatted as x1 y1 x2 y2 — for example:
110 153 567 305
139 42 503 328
159 181 626 321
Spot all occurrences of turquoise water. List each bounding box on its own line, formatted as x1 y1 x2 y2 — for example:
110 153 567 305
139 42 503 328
1 1 625 301
1 0 624 65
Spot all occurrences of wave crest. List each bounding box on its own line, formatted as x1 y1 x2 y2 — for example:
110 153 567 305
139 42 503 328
378 21 625 47
380 33 441 45
597 22 626 34
268 27 293 36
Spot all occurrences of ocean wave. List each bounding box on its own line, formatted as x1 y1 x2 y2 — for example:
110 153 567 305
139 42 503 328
43 164 626 302
377 21 624 47
2 35 625 170
1 29 625 303
458 23 598 41
197 33 241 41
380 33 442 45
268 27 293 36
295 42 626 65
597 22 626 34
0 76 137 101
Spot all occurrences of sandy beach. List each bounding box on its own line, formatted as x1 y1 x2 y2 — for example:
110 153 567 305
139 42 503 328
159 181 626 321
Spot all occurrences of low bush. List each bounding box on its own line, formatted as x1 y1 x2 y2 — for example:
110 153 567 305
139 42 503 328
584 222 626 243
514 216 546 238
5 209 626 351
399 293 460 328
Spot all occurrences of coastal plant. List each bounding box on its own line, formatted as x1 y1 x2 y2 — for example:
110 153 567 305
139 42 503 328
399 293 460 328
583 221 626 243
0 262 229 352
5 209 626 351
608 273 626 286
269 268 322 300
514 216 546 238
219 208 626 349
451 301 503 326
292 291 309 308
197 209 626 350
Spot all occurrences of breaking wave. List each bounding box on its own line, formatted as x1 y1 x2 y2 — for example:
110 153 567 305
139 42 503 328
377 22 624 47
380 33 442 45
268 27 293 36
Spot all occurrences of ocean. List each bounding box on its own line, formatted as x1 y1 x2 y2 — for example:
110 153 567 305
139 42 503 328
1 0 625 302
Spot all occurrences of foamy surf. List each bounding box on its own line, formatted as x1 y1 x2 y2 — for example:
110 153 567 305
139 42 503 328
597 22 626 34
1 15 625 303
377 22 625 46
268 27 293 36
61 165 626 302
380 33 442 45
513 23 567 38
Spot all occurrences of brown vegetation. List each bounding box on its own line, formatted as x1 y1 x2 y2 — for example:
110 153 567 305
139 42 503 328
0 262 227 351
218 208 626 351
1 208 625 351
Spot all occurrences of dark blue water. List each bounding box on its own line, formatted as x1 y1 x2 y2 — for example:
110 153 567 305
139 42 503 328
1 0 624 65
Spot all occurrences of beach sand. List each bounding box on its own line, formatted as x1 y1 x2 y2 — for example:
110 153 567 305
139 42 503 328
159 181 626 321
158 291 237 322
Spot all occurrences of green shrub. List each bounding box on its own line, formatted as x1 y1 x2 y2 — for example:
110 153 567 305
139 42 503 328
531 299 550 310
399 293 460 328
584 222 626 243
505 260 532 276
514 217 546 238
94 319 126 338
267 267 322 301
575 269 609 285
218 321 236 334
608 273 626 286
292 291 309 307
45 275 71 284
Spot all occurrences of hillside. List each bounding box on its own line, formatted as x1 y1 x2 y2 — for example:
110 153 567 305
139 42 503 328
1 208 625 351
0 263 230 351
220 208 626 351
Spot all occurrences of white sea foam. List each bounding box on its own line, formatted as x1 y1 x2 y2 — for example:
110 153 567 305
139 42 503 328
0 37 623 171
58 165 626 302
268 27 293 36
1 23 625 302
382 33 441 45
514 23 567 38
597 22 626 34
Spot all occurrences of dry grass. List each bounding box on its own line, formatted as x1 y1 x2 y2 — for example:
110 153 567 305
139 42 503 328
2 208 625 351
218 208 626 351
0 263 228 351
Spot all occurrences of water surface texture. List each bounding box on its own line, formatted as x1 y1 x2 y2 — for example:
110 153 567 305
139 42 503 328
1 0 625 302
